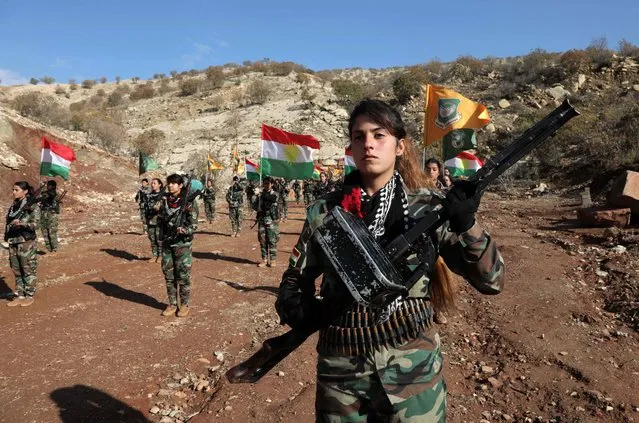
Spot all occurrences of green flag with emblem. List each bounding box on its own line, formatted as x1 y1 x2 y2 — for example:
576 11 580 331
139 152 160 175
442 129 477 161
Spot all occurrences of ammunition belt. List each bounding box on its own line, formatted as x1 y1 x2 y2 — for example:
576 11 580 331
318 298 433 356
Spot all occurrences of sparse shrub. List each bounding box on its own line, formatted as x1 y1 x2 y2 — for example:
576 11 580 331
107 89 124 107
205 66 225 89
68 79 76 85
132 76 140 83
81 79 96 89
129 82 155 100
559 49 589 75
179 78 201 96
618 39 639 57
157 79 172 95
29 78 39 85
96 89 106 97
99 76 107 84
170 70 178 78
300 85 316 109
69 83 78 91
115 76 121 84
246 80 270 104
424 59 444 77
393 67 428 104
332 79 365 109
230 87 246 106
54 85 66 95
269 61 295 76
585 36 613 68
11 92 71 127
455 55 484 75
296 73 311 85
41 76 55 84
152 73 166 80
132 128 165 155
87 118 126 153
88 95 103 108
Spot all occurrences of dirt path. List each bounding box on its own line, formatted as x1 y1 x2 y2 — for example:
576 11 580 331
0 195 637 423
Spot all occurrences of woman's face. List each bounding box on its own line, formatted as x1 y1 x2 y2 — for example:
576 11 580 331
426 163 440 181
167 182 182 195
151 180 161 191
12 185 27 200
350 115 405 180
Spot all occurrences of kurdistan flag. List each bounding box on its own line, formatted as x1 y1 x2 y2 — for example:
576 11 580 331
344 147 356 175
260 124 320 180
442 128 477 161
245 158 261 181
424 84 490 146
445 151 483 178
40 137 76 180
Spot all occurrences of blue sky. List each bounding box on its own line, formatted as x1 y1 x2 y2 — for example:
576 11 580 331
1 0 637 85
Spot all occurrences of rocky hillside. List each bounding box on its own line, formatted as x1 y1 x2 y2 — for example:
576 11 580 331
1 48 638 191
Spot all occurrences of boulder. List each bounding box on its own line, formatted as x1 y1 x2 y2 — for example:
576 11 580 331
576 207 632 228
546 85 571 100
608 170 639 213
498 99 510 109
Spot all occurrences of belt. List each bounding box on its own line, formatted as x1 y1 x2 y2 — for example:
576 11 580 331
318 298 433 356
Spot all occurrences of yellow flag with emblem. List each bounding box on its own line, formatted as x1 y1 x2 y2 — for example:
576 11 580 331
207 154 224 171
423 84 490 146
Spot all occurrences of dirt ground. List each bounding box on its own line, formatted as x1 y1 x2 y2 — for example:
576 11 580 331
0 193 638 423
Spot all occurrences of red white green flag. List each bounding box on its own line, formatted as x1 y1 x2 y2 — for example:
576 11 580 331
40 137 76 180
260 124 320 180
245 158 261 181
444 151 483 178
344 147 356 176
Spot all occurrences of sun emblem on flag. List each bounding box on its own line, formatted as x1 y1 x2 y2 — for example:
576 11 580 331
283 144 300 163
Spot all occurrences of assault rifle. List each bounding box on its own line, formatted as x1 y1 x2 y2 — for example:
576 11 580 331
162 173 199 244
226 99 580 383
4 184 45 242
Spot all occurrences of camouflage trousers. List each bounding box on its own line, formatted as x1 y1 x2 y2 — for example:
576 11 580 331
9 240 38 298
278 200 288 220
139 207 147 231
161 243 192 306
295 191 301 204
147 225 162 257
257 222 279 261
204 199 216 222
192 199 200 221
304 193 315 207
315 329 446 422
40 212 59 251
229 206 243 234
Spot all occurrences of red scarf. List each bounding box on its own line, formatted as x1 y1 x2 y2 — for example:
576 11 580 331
340 185 364 218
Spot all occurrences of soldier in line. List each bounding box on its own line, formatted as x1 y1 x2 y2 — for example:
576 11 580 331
202 179 217 223
226 176 244 237
156 174 196 317
252 177 279 267
245 180 257 216
134 178 150 233
5 181 40 307
276 178 290 222
275 100 504 421
302 180 315 207
292 180 302 204
39 180 63 253
314 171 334 198
145 178 164 259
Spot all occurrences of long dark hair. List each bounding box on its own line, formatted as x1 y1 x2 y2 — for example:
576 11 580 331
151 178 164 191
348 100 432 190
14 181 34 197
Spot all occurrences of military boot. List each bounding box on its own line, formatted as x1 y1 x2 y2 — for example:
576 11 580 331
20 297 34 307
7 296 24 307
161 304 177 316
177 305 190 317
257 260 268 267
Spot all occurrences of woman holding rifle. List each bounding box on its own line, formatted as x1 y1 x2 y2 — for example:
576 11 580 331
275 100 505 421
5 181 40 307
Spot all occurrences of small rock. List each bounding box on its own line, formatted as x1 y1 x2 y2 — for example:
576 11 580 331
487 377 503 389
277 371 285 377
157 389 172 397
595 270 609 278
169 410 179 417
172 373 183 381
606 405 614 412
159 417 173 423
149 406 160 414
610 245 627 254
215 352 225 362
197 358 211 364
503 414 513 421
224 405 232 411
570 391 578 397
266 398 272 403
498 99 510 109
576 406 585 412
559 351 568 356
481 365 494 374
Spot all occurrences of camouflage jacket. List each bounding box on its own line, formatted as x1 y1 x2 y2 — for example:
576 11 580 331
202 187 216 201
144 191 163 225
135 187 150 209
5 198 40 244
252 190 279 225
39 190 61 214
157 193 197 246
314 181 333 198
276 183 290 204
226 183 245 208
276 185 505 331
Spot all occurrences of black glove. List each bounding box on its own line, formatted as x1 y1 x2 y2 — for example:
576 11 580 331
441 180 481 233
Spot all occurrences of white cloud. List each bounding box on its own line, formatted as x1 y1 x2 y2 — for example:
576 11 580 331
182 43 213 68
217 40 230 48
0 69 29 86
51 57 70 69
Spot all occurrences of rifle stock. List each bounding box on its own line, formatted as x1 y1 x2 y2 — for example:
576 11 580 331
226 99 580 384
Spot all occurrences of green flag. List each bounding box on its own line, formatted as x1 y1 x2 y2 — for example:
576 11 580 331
442 129 477 161
139 152 160 175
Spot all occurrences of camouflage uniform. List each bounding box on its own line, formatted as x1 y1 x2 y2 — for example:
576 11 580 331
276 180 290 221
5 198 40 299
245 182 257 213
202 186 216 222
145 191 163 258
292 180 302 204
252 189 280 263
276 174 504 422
135 186 150 232
314 180 334 199
158 193 196 307
39 189 61 252
226 182 245 236
303 181 315 207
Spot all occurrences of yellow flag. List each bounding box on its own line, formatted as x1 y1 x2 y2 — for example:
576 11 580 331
423 84 490 146
207 154 224 171
231 145 241 173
